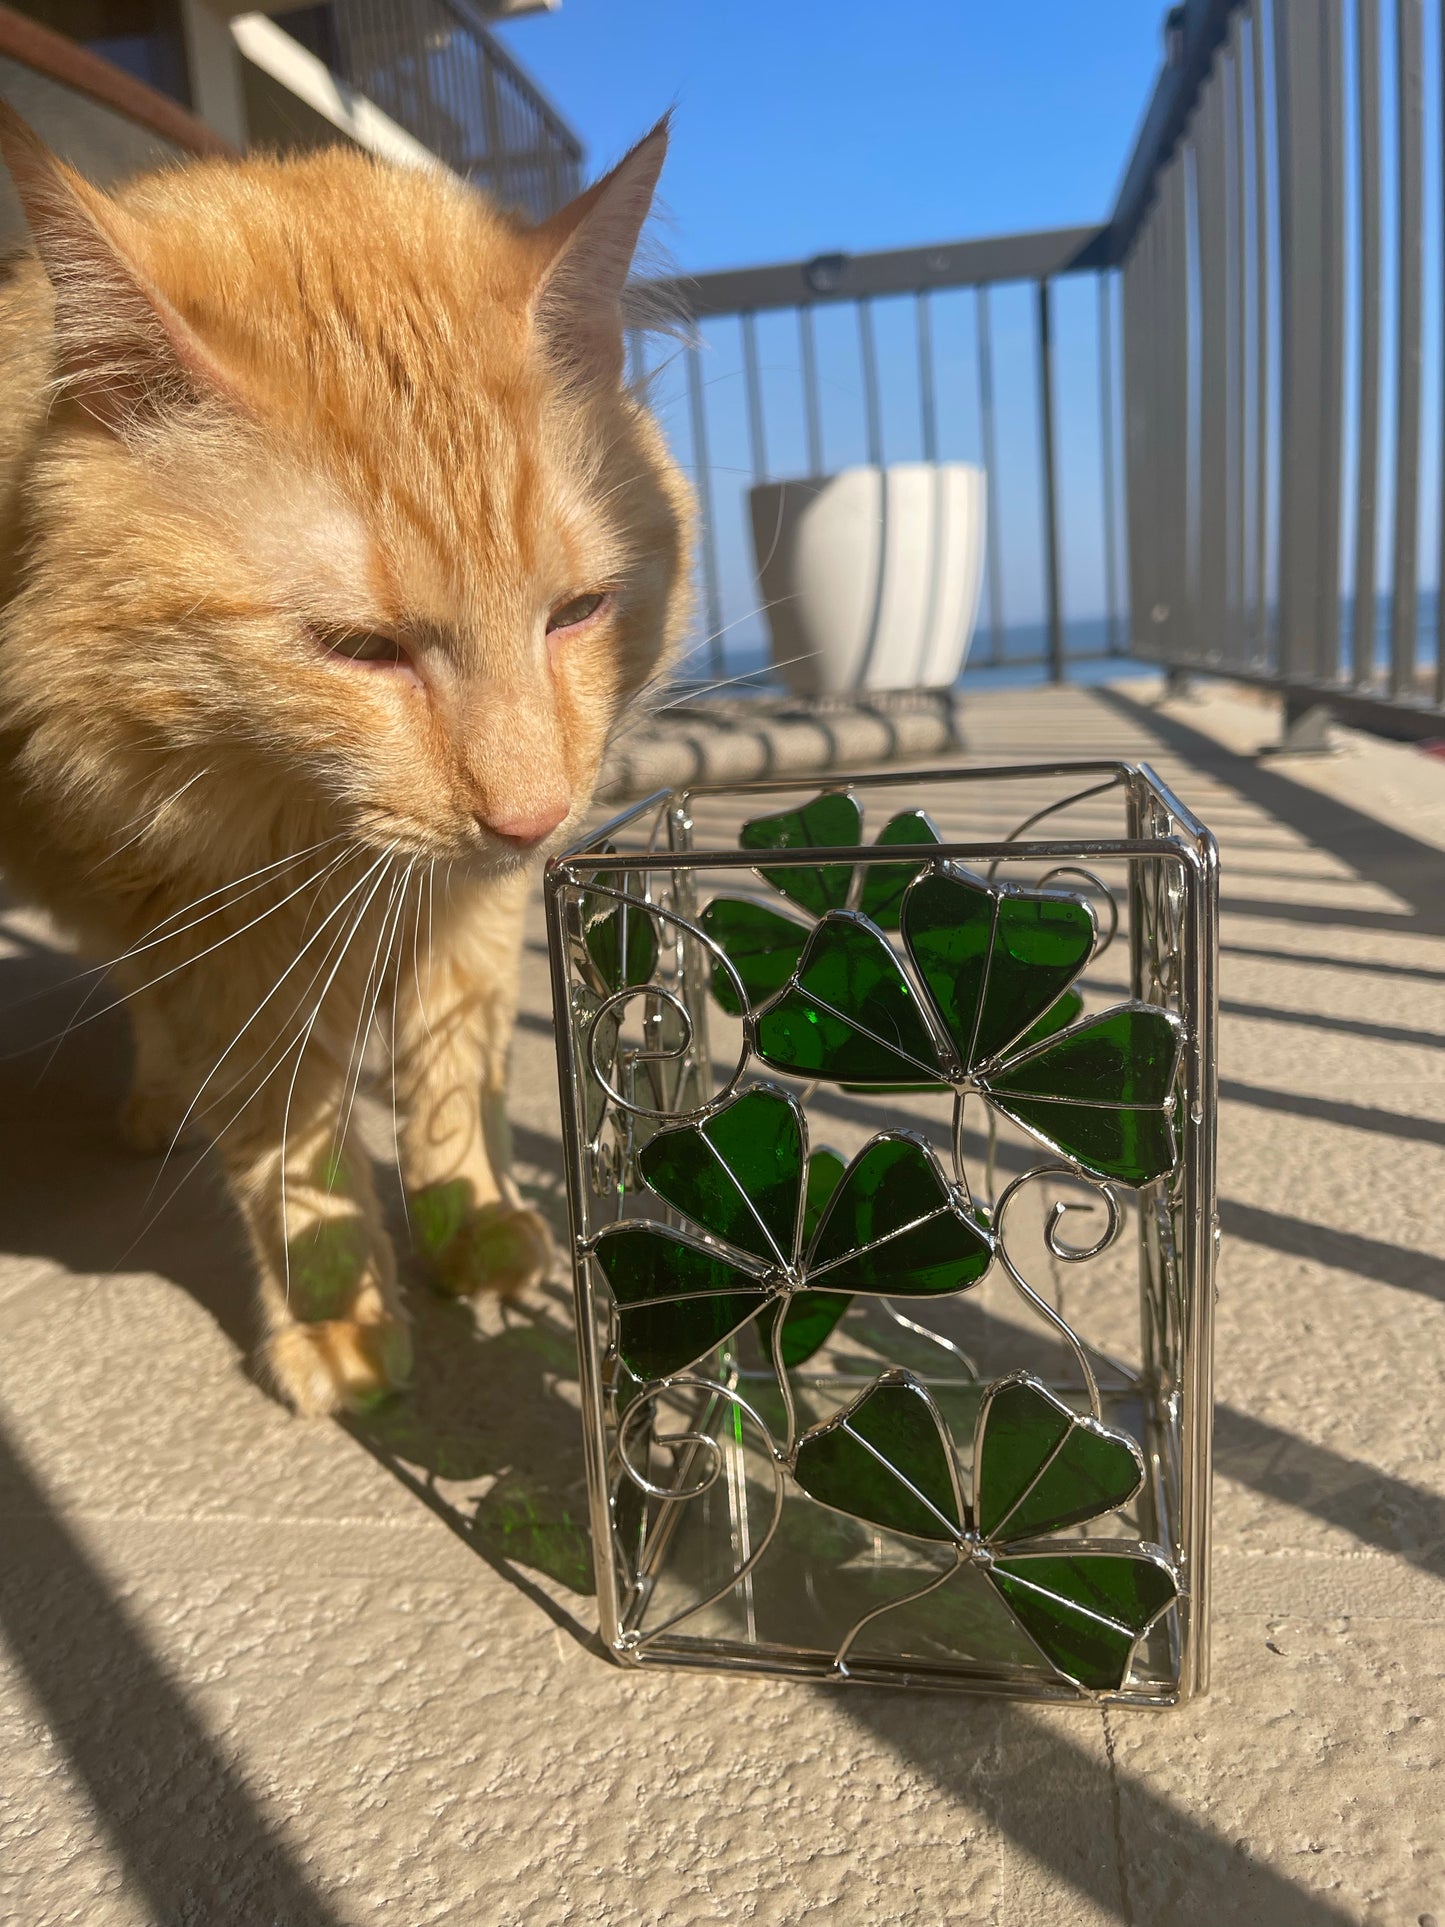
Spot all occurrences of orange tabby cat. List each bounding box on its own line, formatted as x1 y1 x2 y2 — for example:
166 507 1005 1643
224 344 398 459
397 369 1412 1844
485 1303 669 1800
0 105 692 1414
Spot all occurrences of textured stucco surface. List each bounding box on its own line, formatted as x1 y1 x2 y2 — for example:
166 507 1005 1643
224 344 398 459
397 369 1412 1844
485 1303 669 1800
0 680 1441 1925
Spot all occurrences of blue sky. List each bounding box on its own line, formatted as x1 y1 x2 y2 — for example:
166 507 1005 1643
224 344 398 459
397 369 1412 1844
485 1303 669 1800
495 2 1174 653
496 1 1168 270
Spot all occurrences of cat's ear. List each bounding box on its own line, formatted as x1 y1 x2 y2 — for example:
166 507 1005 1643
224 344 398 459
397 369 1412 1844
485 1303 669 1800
0 100 245 432
530 115 670 387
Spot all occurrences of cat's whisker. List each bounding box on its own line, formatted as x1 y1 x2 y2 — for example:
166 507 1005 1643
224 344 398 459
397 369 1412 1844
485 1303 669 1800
21 840 358 1078
409 860 436 1048
389 870 424 1241
621 594 804 718
134 834 352 947
147 841 388 1189
329 858 412 1179
128 908 395 1283
83 767 213 879
279 850 401 1308
96 843 361 1021
111 847 392 1270
646 646 820 714
191 850 393 1150
0 832 350 1026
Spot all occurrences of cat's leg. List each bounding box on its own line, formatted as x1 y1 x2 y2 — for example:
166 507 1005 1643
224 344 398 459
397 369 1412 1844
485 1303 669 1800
218 1046 412 1416
116 978 205 1155
391 868 553 1298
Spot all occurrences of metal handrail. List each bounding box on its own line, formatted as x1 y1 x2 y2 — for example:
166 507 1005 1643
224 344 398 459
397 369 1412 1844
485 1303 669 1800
0 0 235 157
328 0 582 219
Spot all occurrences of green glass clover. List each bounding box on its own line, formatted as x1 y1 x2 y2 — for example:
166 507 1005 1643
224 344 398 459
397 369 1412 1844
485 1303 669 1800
739 791 863 916
751 866 1183 1187
792 1369 1177 1692
579 848 658 994
590 1086 993 1380
698 800 942 1013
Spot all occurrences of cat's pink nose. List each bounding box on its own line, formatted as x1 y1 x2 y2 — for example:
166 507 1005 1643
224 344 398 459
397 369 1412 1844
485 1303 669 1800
476 801 570 850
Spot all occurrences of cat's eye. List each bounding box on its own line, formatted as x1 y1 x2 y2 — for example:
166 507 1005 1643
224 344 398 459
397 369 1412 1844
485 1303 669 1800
308 622 409 668
546 591 609 634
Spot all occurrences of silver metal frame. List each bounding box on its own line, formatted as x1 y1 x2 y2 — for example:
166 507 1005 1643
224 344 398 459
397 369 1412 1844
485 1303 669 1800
544 761 1218 1704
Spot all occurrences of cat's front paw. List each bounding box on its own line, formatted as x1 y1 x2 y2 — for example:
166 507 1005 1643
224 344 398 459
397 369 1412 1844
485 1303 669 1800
414 1187 555 1298
263 1316 412 1416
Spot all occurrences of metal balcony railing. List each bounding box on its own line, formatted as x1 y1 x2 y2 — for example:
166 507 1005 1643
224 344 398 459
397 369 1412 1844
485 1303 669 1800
634 231 1123 690
637 0 1445 738
328 0 582 219
1119 0 1445 737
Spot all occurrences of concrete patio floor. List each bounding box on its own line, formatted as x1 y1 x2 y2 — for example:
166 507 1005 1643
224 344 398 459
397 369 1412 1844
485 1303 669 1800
1 677 1441 1926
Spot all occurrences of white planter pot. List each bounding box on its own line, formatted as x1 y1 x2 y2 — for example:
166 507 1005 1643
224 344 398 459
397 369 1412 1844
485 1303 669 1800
748 462 987 697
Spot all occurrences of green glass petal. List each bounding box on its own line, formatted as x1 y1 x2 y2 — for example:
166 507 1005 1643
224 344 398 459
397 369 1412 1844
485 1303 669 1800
592 1226 768 1379
988 1554 1177 1691
1013 985 1085 1053
902 872 1096 1071
807 1135 992 1296
900 870 996 1067
988 1006 1181 1104
801 1146 847 1244
585 903 658 992
760 1288 853 1368
640 1087 803 1264
579 853 654 992
757 1148 850 1365
755 913 945 1085
976 1377 1144 1544
983 994 1183 1185
858 810 942 929
698 898 808 1017
740 791 862 915
987 1096 1177 1187
974 891 1097 1063
793 1373 962 1540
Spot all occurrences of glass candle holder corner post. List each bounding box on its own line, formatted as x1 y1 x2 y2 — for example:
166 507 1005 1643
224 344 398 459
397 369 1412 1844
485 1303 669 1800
543 762 1218 1704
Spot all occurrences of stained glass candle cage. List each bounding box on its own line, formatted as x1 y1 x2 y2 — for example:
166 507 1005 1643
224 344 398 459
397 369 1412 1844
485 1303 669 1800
544 761 1218 1703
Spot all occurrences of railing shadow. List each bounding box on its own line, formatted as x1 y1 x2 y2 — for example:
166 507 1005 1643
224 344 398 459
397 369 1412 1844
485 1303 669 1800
0 1411 351 1926
0 898 598 1646
838 1690 1361 1927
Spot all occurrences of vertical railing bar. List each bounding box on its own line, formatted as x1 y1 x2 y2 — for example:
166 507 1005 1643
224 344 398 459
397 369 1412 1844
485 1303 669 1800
1198 67 1229 666
684 340 726 681
1184 141 1200 643
1037 278 1065 683
1122 245 1142 655
858 297 884 468
740 311 767 484
1318 0 1346 684
1391 0 1424 700
1252 0 1271 667
976 285 1005 664
1099 273 1121 655
1438 0 1445 706
1356 0 1383 689
1274 0 1335 682
798 305 824 477
1230 16 1249 665
916 291 939 463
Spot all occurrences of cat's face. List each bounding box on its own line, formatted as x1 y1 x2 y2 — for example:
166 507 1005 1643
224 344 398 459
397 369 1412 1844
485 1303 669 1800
1 116 692 872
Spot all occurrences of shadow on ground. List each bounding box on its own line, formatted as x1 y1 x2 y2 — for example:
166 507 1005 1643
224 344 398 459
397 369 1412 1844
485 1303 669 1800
839 1687 1361 1927
0 894 596 1611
